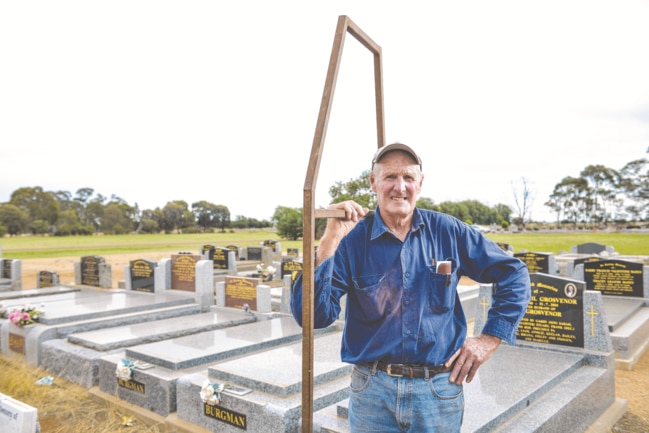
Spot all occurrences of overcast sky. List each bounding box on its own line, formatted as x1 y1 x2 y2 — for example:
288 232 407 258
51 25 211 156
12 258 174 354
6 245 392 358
1 1 648 223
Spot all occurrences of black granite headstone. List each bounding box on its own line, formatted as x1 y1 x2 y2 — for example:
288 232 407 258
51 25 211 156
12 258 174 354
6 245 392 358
247 247 262 261
514 252 550 274
212 247 230 270
202 244 216 260
2 259 11 279
575 242 607 254
516 273 585 348
583 259 644 297
129 259 156 293
38 270 59 288
81 256 104 287
281 260 303 279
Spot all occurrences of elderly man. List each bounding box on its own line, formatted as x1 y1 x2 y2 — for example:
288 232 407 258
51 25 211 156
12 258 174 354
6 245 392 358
292 142 530 432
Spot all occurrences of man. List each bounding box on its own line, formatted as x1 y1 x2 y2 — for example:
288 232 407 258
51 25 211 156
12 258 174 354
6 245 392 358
291 142 530 432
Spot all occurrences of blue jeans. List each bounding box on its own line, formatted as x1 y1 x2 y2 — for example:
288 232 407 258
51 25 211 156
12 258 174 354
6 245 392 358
349 363 464 433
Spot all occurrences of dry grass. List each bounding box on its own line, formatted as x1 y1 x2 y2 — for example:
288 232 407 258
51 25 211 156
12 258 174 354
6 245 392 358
0 354 165 433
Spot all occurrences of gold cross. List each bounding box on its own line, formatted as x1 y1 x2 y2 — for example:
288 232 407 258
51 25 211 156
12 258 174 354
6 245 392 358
585 304 599 336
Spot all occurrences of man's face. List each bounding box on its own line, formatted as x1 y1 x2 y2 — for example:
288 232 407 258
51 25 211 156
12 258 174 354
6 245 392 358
370 150 423 219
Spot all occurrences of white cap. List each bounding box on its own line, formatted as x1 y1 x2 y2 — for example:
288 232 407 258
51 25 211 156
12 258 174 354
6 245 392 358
371 142 422 170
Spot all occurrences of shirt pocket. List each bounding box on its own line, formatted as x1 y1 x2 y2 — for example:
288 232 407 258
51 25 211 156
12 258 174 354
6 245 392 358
427 263 458 313
351 274 388 324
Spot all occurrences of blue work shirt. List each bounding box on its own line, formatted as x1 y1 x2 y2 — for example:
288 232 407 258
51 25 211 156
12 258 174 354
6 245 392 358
291 207 531 366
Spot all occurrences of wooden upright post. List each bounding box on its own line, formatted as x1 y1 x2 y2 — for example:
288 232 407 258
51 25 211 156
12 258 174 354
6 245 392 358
301 15 385 432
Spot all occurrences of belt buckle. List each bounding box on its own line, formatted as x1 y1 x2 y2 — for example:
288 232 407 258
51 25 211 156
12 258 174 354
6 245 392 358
385 364 403 377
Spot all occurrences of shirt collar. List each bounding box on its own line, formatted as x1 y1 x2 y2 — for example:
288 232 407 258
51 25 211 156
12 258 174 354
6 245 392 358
370 207 425 241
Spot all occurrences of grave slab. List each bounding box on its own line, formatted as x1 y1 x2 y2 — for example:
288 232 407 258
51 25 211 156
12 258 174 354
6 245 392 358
1 288 201 365
174 331 350 433
96 317 338 416
314 345 620 433
124 316 311 370
0 286 79 301
39 308 256 388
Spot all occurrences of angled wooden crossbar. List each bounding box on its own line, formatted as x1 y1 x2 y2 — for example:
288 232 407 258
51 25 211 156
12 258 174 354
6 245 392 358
302 15 385 432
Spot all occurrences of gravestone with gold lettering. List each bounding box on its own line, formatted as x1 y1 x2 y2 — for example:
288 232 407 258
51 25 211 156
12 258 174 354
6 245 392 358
75 256 112 288
37 270 60 288
171 254 201 292
582 259 647 298
0 258 22 290
281 259 303 281
126 259 157 293
514 251 556 275
474 273 611 352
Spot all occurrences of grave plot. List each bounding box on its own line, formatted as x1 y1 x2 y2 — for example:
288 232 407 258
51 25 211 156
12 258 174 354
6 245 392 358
1 288 201 366
173 331 350 433
39 308 256 388
93 316 339 417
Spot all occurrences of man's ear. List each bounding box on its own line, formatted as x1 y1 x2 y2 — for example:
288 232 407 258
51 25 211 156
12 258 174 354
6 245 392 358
369 172 377 192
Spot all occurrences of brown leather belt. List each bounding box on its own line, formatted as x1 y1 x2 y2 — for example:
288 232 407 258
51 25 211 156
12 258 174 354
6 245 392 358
374 362 451 379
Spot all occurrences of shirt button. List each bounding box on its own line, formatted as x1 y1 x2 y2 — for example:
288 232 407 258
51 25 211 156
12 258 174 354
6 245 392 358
405 272 410 278
406 330 411 335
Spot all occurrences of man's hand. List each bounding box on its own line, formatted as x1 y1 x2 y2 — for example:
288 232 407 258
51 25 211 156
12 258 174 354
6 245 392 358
445 334 501 385
315 201 368 265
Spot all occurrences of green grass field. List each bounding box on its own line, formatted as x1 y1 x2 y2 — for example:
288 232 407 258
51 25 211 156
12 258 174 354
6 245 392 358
1 230 648 259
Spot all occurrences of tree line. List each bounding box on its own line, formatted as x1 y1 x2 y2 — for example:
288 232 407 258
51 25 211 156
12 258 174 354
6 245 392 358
0 157 646 239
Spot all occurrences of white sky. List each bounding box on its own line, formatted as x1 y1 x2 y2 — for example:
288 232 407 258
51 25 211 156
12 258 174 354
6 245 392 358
1 1 648 222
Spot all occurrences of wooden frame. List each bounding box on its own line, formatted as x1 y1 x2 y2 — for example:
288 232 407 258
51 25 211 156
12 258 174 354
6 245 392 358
301 15 385 432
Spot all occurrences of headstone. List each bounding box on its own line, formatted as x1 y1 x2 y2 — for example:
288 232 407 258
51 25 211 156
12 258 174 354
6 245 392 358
211 247 231 270
226 245 240 260
287 248 299 258
0 259 22 290
201 244 216 260
80 256 102 287
37 270 60 288
0 393 39 433
514 252 556 274
516 273 585 348
475 275 611 352
224 276 261 311
281 259 303 280
246 247 262 261
571 242 612 255
128 259 156 293
170 254 201 292
583 259 646 298
78 256 111 288
263 239 278 252
2 259 11 279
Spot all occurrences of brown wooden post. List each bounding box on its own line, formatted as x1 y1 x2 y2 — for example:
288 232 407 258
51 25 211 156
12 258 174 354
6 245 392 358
302 15 385 432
